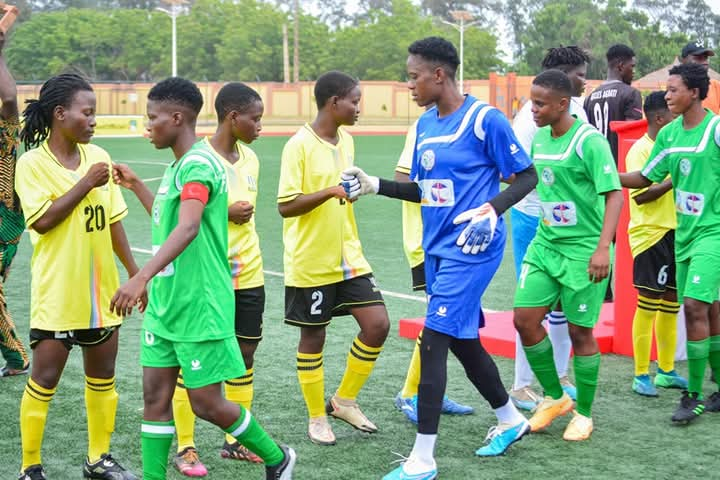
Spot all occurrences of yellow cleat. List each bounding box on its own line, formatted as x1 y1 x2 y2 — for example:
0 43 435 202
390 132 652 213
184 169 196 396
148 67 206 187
562 411 593 441
528 392 574 432
308 416 336 446
326 394 378 433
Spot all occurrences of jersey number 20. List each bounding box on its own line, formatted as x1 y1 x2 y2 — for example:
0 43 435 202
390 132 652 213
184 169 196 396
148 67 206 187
85 205 106 232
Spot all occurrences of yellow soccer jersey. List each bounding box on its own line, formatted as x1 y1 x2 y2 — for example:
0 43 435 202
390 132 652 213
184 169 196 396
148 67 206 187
15 142 128 331
278 124 371 287
395 120 424 268
204 138 264 289
627 134 677 257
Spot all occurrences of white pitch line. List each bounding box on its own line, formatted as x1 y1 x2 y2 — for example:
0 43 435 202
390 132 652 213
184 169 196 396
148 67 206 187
124 160 169 167
141 176 163 182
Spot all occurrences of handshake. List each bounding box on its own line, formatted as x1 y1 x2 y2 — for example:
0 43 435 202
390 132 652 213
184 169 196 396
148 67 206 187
340 167 379 200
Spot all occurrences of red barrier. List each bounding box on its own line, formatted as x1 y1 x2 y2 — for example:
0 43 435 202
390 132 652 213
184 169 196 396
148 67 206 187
610 119 648 356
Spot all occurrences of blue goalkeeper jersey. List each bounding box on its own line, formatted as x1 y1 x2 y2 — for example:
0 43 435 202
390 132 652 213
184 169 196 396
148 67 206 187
410 95 532 263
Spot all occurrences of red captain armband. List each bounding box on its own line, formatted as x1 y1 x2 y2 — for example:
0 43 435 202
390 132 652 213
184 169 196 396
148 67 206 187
180 182 209 205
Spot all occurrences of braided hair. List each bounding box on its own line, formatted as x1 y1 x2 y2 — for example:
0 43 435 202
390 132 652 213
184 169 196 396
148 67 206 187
20 73 93 151
541 46 591 72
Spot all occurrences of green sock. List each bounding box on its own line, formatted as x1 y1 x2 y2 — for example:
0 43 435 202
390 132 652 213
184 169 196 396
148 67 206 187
141 420 175 480
523 336 563 399
224 406 284 466
687 339 710 398
574 353 601 418
707 336 720 380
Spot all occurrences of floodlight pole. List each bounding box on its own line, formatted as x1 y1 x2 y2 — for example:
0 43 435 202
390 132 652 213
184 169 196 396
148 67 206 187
157 0 188 77
442 10 480 94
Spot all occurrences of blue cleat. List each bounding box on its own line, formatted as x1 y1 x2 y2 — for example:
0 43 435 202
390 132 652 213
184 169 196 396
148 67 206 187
632 375 658 397
475 419 531 457
394 393 418 424
559 377 577 401
441 396 474 415
655 369 688 389
383 458 437 480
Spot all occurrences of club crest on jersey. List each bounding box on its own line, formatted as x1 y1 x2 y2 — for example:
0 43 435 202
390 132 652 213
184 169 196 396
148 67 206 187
247 175 257 192
541 201 577 226
541 167 554 185
680 158 691 176
676 190 703 216
145 331 155 345
418 179 455 207
420 149 436 170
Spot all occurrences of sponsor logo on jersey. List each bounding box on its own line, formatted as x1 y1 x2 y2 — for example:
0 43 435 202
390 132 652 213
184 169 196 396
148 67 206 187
510 143 520 155
418 179 455 207
153 205 160 225
145 331 155 345
541 201 577 226
247 175 257 192
420 149 436 170
437 306 448 317
157 185 169 195
603 164 612 174
191 359 202 371
578 304 588 313
153 245 176 277
692 275 701 284
541 167 555 185
676 190 704 216
680 158 691 176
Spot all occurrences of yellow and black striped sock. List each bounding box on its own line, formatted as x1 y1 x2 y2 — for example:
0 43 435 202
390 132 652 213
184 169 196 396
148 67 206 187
297 352 325 418
656 299 680 372
85 376 118 463
172 372 196 452
400 332 422 398
21 378 56 470
336 336 383 401
632 295 660 376
224 368 254 443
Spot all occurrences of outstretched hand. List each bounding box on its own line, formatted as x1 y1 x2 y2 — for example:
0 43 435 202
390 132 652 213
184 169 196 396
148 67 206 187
452 203 498 255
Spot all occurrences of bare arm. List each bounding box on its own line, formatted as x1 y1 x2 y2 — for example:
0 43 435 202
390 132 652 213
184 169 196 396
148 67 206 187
110 198 205 316
633 179 673 205
619 171 652 189
110 221 139 277
278 185 347 218
394 171 410 183
113 163 155 215
32 163 109 234
0 32 18 121
587 190 624 282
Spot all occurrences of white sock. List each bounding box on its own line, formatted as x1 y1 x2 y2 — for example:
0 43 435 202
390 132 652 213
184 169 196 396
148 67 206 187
407 433 437 471
494 399 526 425
548 311 572 378
513 332 535 390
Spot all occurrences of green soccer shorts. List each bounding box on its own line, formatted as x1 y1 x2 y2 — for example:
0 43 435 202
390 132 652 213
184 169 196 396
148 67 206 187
514 242 612 328
675 251 720 304
140 329 246 389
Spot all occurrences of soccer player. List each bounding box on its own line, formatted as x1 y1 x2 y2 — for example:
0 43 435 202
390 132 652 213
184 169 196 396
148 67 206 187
509 45 591 410
626 91 687 397
620 63 720 423
514 69 623 441
109 77 295 480
344 37 538 478
15 74 138 480
392 106 475 424
680 41 720 113
277 70 390 446
168 82 266 476
0 31 29 379
584 44 643 162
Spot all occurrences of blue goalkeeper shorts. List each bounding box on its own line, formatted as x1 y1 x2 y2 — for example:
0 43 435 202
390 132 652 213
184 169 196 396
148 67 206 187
424 253 502 339
510 207 540 279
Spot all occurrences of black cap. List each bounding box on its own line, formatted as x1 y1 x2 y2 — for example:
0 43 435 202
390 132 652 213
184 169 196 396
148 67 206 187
681 41 715 58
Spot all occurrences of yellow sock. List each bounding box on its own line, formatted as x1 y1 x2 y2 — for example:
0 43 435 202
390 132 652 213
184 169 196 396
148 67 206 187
21 378 55 470
400 333 422 398
336 336 383 401
172 373 196 452
85 376 118 463
656 299 681 372
633 295 660 376
297 352 325 418
224 368 254 444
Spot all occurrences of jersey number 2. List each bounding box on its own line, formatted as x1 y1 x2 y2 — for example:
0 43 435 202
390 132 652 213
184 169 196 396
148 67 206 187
310 290 323 315
85 205 106 232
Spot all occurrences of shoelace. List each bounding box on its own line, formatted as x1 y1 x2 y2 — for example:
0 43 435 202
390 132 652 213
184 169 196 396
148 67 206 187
482 426 502 444
389 451 409 465
181 449 200 464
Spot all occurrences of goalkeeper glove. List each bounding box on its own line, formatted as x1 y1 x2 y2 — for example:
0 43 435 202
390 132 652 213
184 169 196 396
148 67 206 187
452 203 498 254
341 166 379 199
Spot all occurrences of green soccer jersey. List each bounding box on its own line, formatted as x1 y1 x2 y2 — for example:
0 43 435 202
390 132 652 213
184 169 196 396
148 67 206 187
642 111 720 261
530 119 621 260
143 140 234 342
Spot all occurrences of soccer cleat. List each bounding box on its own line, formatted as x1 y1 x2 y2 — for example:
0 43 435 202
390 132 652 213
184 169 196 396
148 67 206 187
528 392 574 432
394 394 418 424
441 396 474 415
173 447 208 477
632 375 659 397
559 376 577 401
83 453 138 479
308 416 336 446
671 391 705 424
382 456 437 480
18 465 47 480
326 395 378 433
475 419 531 456
220 440 263 463
265 445 296 480
654 369 688 390
704 391 720 412
509 386 541 411
562 411 593 441
0 363 29 377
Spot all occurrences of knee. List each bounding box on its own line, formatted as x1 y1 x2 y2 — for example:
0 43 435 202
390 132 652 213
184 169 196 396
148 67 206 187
190 396 222 423
239 342 258 368
144 388 172 419
368 315 390 342
684 299 707 324
300 327 326 352
568 326 593 346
